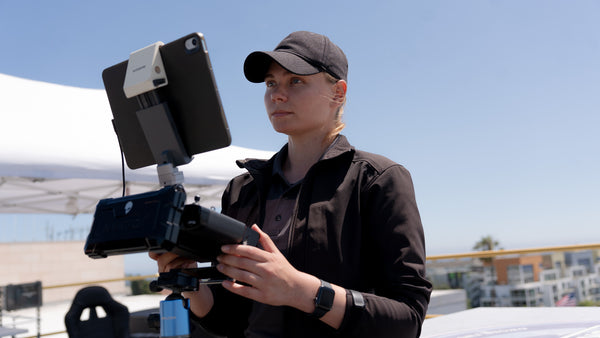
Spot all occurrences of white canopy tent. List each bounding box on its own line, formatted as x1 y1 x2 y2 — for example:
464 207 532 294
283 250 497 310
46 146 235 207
0 73 274 215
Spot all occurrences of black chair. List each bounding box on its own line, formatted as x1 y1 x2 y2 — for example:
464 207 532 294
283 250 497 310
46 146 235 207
64 286 130 338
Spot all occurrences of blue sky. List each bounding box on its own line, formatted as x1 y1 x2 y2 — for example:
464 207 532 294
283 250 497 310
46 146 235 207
1 1 599 271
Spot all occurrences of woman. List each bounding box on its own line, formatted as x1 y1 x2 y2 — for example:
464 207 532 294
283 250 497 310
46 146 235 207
151 31 431 338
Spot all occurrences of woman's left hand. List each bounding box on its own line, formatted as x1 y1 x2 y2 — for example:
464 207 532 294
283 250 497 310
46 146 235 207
216 224 320 313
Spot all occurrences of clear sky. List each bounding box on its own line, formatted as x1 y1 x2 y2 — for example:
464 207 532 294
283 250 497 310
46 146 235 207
1 1 599 263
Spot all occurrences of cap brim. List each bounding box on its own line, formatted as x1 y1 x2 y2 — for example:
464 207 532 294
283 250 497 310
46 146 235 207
244 51 321 83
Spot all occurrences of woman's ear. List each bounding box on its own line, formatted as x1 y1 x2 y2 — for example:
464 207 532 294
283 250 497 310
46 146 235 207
332 80 347 105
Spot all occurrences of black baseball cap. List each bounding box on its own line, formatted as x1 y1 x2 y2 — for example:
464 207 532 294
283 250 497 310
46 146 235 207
244 31 348 83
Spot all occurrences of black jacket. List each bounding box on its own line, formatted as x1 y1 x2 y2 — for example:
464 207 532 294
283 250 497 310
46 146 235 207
196 135 432 337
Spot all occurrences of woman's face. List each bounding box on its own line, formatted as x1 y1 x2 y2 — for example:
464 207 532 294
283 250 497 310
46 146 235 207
263 62 339 138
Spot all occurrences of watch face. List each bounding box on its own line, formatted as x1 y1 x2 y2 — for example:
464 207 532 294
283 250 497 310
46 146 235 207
314 280 335 316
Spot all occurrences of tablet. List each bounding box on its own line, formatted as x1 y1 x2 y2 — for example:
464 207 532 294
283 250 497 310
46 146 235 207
102 32 231 169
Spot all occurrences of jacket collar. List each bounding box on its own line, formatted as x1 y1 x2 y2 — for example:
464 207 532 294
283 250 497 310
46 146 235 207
320 134 355 161
236 134 355 175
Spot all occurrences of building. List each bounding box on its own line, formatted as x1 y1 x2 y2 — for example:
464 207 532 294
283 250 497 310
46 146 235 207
1 241 126 304
493 255 544 285
479 253 600 307
564 250 600 273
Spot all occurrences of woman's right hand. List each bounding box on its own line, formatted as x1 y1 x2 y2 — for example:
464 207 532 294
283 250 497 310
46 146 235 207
149 252 215 318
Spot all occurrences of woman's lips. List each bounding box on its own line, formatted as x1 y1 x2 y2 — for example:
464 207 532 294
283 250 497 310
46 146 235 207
271 110 292 118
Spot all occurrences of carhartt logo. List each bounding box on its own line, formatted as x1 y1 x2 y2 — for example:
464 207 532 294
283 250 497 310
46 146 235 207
125 201 133 215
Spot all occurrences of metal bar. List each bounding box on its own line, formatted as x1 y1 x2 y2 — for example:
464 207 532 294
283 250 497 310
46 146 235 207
42 273 158 290
426 243 600 261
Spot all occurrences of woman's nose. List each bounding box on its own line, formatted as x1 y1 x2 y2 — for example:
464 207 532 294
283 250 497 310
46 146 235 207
270 86 287 103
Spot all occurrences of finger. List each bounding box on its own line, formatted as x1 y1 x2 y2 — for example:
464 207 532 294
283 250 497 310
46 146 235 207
148 252 162 261
217 251 259 273
154 252 196 273
221 224 278 259
221 243 268 262
252 224 279 254
164 257 196 271
221 279 263 302
216 263 259 286
154 251 179 263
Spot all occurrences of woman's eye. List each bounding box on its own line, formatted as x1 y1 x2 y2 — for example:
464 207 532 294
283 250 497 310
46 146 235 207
291 78 303 85
266 80 276 88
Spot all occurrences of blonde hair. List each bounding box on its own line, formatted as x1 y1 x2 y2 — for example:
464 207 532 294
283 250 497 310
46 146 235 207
324 72 347 138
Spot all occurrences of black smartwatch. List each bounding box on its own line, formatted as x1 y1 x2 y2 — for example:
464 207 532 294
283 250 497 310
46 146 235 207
311 279 335 318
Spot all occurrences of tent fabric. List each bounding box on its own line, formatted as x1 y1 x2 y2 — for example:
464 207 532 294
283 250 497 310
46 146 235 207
0 73 274 214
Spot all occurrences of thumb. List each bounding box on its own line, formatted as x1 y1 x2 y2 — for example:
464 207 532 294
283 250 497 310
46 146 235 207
251 224 279 253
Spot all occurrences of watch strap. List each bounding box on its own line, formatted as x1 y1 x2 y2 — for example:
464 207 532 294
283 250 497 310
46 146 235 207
350 289 365 308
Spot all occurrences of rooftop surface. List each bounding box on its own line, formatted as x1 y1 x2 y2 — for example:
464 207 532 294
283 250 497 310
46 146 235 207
421 307 600 337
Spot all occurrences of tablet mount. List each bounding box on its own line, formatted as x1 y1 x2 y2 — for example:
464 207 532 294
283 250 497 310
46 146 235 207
84 36 259 338
123 41 188 186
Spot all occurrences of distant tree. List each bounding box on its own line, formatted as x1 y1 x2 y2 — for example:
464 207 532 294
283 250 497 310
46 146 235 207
130 278 152 295
473 235 501 252
473 235 502 285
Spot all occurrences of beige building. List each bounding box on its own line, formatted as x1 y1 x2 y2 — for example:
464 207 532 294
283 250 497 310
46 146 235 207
1 241 126 304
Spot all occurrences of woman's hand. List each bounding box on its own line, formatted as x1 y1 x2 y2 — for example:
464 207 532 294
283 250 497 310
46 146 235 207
216 224 321 313
148 251 214 318
148 251 197 273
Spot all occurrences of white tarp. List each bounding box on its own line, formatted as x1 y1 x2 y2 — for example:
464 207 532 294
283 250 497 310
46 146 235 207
0 73 274 214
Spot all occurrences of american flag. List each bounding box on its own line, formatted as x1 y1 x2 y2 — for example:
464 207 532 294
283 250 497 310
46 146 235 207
556 293 576 307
